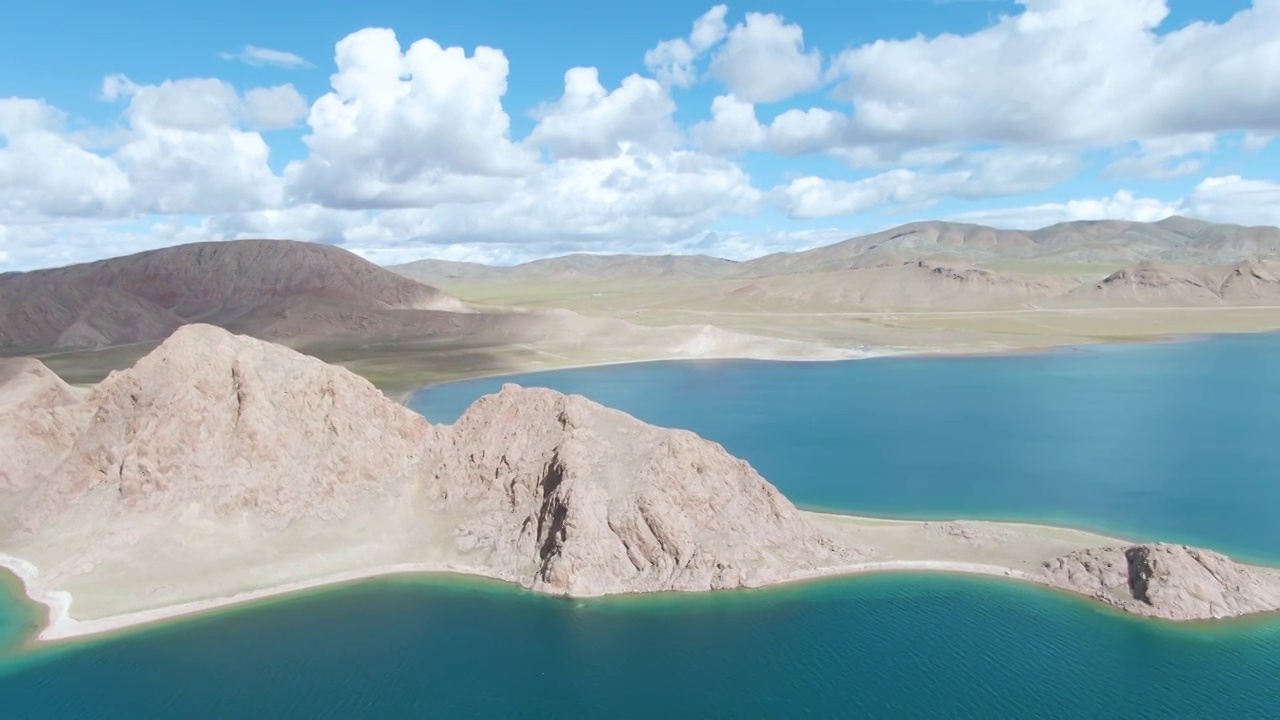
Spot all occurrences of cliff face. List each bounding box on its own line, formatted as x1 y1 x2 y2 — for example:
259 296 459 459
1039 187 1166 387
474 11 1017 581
1036 544 1280 620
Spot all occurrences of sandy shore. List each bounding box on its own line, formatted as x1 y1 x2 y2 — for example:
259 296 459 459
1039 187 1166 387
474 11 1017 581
391 347 891 405
1 511 1133 645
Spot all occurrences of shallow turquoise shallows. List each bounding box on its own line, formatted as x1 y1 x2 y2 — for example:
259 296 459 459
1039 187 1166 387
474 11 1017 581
2 333 1279 718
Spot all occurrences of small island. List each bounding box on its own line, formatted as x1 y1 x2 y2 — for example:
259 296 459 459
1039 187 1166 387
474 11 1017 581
3 324 1279 642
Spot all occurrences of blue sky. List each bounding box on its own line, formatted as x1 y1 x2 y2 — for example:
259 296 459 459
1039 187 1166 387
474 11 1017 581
2 0 1279 269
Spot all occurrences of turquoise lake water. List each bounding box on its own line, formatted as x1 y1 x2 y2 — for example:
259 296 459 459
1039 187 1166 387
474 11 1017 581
2 333 1279 717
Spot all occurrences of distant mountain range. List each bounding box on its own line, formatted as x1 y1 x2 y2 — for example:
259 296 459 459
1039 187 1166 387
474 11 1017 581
5 217 1280 355
391 217 1280 282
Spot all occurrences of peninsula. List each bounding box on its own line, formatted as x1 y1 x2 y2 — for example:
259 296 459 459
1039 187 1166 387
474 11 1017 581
3 324 1278 644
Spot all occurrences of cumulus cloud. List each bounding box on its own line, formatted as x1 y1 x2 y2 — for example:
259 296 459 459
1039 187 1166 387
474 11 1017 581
708 12 822 104
693 94 843 154
219 45 313 69
0 99 133 220
825 0 1280 147
1183 175 1280 226
770 170 962 219
103 77 286 213
644 5 729 87
285 28 537 209
293 147 757 246
526 68 679 159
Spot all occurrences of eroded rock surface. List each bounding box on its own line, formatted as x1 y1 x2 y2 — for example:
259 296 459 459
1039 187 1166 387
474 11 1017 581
430 385 855 595
1 324 852 599
1037 543 1280 620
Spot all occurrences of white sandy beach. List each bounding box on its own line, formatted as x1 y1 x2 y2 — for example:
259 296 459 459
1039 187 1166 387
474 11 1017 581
1 511 1126 644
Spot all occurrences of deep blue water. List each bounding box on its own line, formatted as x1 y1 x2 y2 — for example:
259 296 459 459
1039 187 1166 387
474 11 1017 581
2 333 1279 718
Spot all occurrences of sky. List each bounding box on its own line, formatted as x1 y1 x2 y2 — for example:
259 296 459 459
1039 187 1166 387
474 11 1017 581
1 0 1279 271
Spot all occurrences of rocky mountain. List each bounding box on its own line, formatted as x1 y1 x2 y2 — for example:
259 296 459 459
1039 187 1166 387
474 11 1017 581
0 240 467 351
0 324 853 614
430 384 852 595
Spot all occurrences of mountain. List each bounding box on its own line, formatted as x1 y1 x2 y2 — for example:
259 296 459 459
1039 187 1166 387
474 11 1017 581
0 240 467 351
387 218 1280 286
736 218 1280 277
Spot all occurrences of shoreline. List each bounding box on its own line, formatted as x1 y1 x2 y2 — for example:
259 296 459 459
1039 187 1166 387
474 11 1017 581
389 326 1246 405
390 344 888 405
3 510 1275 649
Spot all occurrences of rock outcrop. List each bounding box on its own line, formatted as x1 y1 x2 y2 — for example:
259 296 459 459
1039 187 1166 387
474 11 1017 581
429 385 854 595
1037 544 1280 620
10 324 436 535
0 358 87 499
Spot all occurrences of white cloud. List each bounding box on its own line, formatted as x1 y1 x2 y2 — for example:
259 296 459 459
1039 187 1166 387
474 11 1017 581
100 74 140 101
692 95 766 154
1244 132 1274 152
352 147 759 245
0 99 133 220
285 27 537 209
693 95 845 154
123 78 242 131
708 12 822 104
219 45 313 69
1183 175 1280 226
947 191 1179 229
769 149 1080 219
826 0 1280 147
771 170 965 219
526 68 679 159
644 5 729 87
241 85 309 130
949 176 1280 232
204 145 759 254
102 77 285 213
1102 133 1217 180
953 148 1080 197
